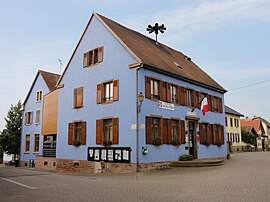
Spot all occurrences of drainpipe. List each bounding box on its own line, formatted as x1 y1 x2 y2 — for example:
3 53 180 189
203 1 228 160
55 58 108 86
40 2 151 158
135 64 143 172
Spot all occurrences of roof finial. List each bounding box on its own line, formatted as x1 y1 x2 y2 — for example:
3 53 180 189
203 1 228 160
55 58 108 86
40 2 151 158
146 23 166 45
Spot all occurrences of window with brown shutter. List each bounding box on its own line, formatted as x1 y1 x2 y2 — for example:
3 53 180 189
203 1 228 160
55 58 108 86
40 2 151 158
25 111 33 125
162 118 169 144
200 123 209 145
160 81 167 102
68 121 86 146
171 119 180 145
150 78 160 100
145 116 162 145
170 84 178 103
187 89 195 107
96 79 119 104
218 97 223 113
83 46 104 67
207 124 214 144
96 118 119 145
145 76 151 99
74 87 83 108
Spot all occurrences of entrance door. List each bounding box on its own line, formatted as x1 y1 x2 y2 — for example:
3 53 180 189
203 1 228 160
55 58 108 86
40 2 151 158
188 121 197 159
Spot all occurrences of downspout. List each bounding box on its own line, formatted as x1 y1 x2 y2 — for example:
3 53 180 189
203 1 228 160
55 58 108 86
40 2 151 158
135 64 143 172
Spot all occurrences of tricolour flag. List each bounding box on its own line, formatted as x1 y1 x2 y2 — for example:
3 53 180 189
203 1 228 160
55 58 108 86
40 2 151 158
200 97 209 116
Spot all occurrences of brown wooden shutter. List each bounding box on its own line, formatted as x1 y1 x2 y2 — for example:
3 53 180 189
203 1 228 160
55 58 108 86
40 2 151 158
167 119 172 144
145 76 151 99
158 118 162 144
208 124 213 144
194 91 199 108
113 118 119 144
96 119 102 144
160 81 166 102
180 87 187 106
68 123 74 145
77 87 83 107
197 92 201 109
176 86 181 105
96 84 102 104
180 120 186 144
220 125 224 144
199 123 205 144
83 52 89 67
162 118 168 144
146 116 152 144
207 95 212 111
218 97 223 113
98 47 103 63
177 120 181 143
113 80 119 101
81 121 86 145
166 83 171 102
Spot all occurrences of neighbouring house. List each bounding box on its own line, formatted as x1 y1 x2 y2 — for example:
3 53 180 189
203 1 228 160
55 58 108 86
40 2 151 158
20 70 60 167
225 105 244 152
30 12 227 173
241 116 270 151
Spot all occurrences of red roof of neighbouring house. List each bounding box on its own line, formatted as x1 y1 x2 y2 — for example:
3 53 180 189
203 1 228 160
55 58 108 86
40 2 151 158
241 118 263 134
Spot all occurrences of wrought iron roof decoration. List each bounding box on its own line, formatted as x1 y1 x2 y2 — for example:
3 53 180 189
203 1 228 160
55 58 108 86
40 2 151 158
146 23 166 45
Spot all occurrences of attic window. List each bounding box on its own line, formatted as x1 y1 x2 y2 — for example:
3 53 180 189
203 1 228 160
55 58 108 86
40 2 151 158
83 46 103 67
173 62 181 68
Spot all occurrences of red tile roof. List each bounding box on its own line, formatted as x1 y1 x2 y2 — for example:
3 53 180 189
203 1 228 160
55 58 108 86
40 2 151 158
241 119 261 134
96 13 226 93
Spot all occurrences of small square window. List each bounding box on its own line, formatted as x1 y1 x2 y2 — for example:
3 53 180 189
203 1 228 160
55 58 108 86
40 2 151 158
36 90 42 102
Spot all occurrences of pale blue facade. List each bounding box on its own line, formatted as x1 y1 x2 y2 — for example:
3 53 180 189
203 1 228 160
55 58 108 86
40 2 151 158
20 73 48 163
56 14 227 165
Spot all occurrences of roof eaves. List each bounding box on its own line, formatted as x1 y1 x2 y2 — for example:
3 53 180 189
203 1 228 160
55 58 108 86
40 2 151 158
143 63 227 94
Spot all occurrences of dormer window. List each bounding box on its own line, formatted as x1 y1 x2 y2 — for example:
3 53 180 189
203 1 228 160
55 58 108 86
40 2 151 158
36 90 42 102
83 47 103 67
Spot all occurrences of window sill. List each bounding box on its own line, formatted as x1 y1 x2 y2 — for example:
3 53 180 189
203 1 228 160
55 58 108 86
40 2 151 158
25 124 32 126
83 62 101 68
24 152 30 154
73 106 84 109
33 152 39 154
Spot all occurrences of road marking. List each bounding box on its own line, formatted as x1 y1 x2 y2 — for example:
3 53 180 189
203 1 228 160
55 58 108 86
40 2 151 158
0 177 37 190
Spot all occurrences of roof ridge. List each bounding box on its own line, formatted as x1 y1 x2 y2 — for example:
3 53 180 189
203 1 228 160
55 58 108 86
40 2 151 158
38 69 60 76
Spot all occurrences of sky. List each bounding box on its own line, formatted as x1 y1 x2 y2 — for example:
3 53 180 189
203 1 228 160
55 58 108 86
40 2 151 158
0 0 269 130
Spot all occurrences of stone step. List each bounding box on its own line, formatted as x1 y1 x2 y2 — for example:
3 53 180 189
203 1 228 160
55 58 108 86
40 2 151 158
171 159 224 167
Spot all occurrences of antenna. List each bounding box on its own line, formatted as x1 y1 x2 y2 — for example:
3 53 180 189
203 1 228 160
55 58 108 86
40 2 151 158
58 59 63 74
146 23 166 45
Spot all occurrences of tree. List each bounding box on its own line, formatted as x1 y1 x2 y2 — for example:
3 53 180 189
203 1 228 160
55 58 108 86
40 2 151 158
241 128 256 146
0 101 22 156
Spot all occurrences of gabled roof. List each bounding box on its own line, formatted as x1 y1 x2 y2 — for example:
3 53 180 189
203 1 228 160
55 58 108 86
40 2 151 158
241 126 258 136
240 118 265 134
23 70 60 105
58 12 226 93
253 117 270 128
225 105 244 117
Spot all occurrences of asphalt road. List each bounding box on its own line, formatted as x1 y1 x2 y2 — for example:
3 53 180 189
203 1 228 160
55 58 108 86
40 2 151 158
1 152 270 202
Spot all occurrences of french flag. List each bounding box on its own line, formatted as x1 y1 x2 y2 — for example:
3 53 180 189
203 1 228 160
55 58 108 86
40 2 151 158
201 97 209 116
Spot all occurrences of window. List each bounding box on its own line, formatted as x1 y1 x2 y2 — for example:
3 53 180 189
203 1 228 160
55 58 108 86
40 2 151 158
33 134 39 153
225 117 227 127
212 97 219 112
230 133 234 142
97 80 119 104
35 110 40 124
73 87 83 108
170 85 177 103
234 119 239 127
96 118 119 145
25 111 33 125
151 117 161 143
68 121 86 146
104 81 113 102
25 134 30 152
213 124 224 145
83 47 103 67
36 90 42 102
171 120 179 142
227 132 230 142
230 118 233 127
150 79 160 99
187 89 195 107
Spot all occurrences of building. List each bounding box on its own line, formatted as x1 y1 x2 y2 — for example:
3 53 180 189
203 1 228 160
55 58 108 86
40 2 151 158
20 70 60 167
241 117 270 151
25 12 227 173
224 105 244 152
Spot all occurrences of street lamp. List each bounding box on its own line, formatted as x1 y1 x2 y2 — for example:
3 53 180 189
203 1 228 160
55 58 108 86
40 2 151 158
138 92 144 113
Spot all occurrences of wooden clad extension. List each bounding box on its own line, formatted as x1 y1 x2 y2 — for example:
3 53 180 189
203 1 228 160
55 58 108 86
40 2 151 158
42 90 58 135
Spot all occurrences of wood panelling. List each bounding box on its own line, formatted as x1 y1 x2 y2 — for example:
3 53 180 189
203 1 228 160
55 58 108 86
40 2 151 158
42 90 58 135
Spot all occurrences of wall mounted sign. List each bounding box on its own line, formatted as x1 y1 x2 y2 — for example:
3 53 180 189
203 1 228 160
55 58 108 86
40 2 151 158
87 147 131 163
158 101 175 110
187 111 197 117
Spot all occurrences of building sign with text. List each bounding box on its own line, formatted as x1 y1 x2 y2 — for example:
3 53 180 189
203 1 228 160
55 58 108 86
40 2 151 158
87 147 131 163
158 101 175 110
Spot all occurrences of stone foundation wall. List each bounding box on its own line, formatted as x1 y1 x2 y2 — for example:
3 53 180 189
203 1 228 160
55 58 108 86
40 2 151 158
35 156 57 171
55 158 171 174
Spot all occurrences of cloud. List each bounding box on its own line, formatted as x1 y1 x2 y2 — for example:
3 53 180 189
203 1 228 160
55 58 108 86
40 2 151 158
123 0 270 44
